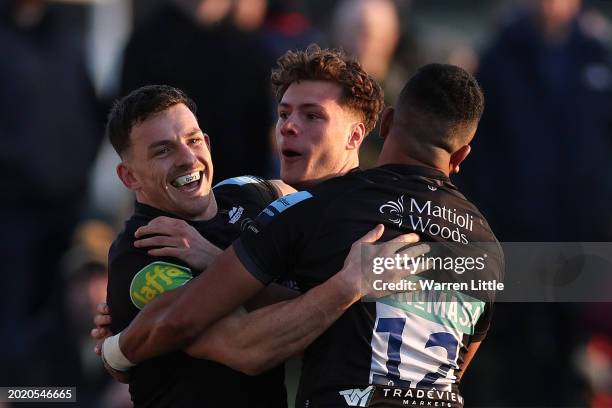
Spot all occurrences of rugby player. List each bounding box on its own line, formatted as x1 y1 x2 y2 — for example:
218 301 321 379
102 84 291 407
101 63 503 408
99 53 423 406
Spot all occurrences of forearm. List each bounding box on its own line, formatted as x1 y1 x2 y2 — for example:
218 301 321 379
118 247 265 364
118 284 197 363
186 273 356 374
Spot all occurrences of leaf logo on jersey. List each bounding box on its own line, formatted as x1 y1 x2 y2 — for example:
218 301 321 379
379 195 405 227
228 206 244 224
130 262 193 309
338 386 373 407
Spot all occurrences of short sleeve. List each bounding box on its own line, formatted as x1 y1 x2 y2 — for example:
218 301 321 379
232 191 320 285
107 248 193 334
213 175 279 208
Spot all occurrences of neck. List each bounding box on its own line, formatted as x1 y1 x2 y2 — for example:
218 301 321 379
137 193 218 222
193 193 218 221
289 155 359 190
377 139 450 176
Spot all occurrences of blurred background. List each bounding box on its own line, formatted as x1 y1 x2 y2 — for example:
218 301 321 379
1 0 611 406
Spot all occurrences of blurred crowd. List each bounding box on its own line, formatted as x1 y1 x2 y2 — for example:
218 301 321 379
1 0 611 406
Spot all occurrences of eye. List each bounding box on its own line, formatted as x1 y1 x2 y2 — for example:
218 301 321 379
305 111 323 120
153 147 170 157
189 137 202 145
278 111 289 120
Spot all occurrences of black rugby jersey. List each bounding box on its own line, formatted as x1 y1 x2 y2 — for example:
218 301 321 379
107 176 287 408
234 165 504 407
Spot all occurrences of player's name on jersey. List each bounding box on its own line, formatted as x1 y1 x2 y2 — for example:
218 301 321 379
378 289 485 335
372 278 504 292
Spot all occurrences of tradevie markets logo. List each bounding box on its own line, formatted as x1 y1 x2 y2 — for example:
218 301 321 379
379 195 476 244
338 386 373 407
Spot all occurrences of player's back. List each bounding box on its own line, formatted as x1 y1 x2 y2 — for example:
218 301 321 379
235 164 503 408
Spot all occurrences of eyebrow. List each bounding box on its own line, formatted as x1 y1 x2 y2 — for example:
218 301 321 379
278 102 324 110
183 128 203 138
147 129 203 151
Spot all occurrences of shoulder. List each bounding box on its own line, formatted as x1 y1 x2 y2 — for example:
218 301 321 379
213 175 279 209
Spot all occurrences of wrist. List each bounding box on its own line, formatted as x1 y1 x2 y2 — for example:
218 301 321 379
102 332 135 372
329 270 362 308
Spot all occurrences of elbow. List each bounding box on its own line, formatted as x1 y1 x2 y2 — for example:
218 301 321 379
232 356 269 376
230 349 273 375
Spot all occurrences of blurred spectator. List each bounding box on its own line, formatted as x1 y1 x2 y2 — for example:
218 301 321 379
332 0 400 84
0 0 104 392
456 0 612 405
260 0 324 64
459 0 612 242
62 220 131 408
120 0 273 183
331 0 420 167
232 0 267 32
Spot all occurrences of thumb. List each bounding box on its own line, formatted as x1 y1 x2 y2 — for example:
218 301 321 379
359 224 385 244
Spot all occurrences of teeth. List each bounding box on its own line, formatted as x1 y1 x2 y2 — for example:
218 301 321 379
172 171 201 187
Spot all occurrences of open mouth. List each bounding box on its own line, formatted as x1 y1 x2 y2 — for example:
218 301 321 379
170 170 204 191
282 149 302 159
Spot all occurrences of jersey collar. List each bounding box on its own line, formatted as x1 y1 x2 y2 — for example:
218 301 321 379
377 164 450 182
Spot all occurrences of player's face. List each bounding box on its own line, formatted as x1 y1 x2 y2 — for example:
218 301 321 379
118 103 216 220
276 80 361 189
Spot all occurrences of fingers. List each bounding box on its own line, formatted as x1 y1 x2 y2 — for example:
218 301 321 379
91 327 109 340
358 224 385 244
135 216 187 238
96 303 109 314
147 247 182 258
94 313 112 327
94 340 102 356
398 243 431 260
389 232 420 244
134 235 184 249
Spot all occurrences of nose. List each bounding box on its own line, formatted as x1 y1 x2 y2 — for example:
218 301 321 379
175 142 198 168
279 113 298 137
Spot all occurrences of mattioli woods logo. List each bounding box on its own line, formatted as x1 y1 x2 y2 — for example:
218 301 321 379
379 195 475 244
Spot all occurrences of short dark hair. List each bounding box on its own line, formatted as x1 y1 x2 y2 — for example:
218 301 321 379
106 85 197 156
271 44 384 134
396 63 484 152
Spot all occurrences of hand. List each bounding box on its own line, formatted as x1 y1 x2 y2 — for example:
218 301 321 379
134 216 223 271
92 304 131 383
335 224 430 302
100 339 131 384
92 303 112 355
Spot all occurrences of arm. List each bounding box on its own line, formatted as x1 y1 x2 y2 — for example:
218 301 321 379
114 246 266 364
184 226 425 375
104 224 423 370
268 179 297 197
456 340 482 381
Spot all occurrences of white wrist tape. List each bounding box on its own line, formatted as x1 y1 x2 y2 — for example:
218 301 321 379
102 332 135 372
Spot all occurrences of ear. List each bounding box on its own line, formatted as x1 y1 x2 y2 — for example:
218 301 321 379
117 162 140 191
449 145 471 174
379 107 394 140
203 133 211 151
346 122 366 150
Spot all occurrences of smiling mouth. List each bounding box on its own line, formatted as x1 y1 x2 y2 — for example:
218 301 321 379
171 171 203 189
